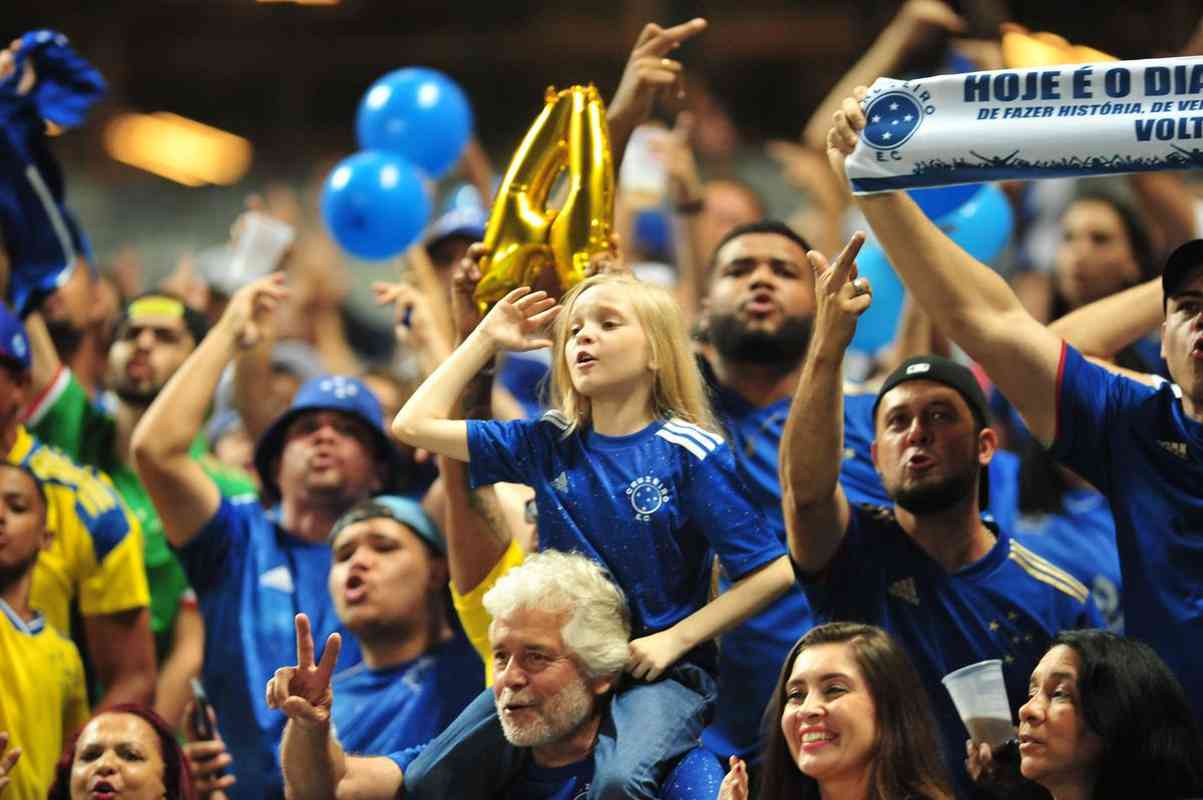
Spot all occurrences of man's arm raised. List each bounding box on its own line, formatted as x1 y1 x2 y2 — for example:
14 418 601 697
270 614 403 800
781 234 870 573
828 90 1063 443
131 274 289 547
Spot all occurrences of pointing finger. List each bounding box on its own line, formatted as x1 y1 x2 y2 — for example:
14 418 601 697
295 614 315 669
830 232 867 287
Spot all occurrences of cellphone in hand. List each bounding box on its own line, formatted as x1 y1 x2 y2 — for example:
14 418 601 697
189 678 217 741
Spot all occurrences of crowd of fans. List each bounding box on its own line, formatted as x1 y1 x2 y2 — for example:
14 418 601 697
2 2 1203 799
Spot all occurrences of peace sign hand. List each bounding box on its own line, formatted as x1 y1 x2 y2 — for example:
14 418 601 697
808 231 871 357
265 614 342 729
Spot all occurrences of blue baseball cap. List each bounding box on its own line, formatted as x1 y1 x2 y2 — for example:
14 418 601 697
424 183 487 248
253 375 406 502
0 303 32 373
424 205 487 249
327 494 444 555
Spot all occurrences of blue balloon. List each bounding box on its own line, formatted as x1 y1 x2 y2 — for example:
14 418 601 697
940 182 1014 265
321 151 431 261
356 67 473 179
850 183 1014 355
849 242 907 355
907 183 980 220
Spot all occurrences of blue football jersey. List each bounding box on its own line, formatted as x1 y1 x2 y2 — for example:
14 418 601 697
179 498 362 800
1050 343 1203 726
1015 489 1123 632
331 633 482 757
466 414 783 643
799 505 1099 798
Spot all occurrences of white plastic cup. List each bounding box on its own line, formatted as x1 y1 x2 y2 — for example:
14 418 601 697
941 659 1014 746
227 211 295 283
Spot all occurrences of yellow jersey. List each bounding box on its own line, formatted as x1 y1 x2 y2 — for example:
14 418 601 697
450 539 525 687
0 599 90 799
11 426 148 635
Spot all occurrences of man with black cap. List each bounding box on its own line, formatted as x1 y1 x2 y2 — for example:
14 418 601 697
24 293 256 726
780 234 1098 797
132 273 406 800
828 98 1203 732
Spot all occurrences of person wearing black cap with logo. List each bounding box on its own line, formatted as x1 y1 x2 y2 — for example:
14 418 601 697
828 94 1203 734
131 273 406 800
780 234 1099 799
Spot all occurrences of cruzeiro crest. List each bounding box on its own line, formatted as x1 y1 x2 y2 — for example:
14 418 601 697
626 475 670 522
862 90 925 150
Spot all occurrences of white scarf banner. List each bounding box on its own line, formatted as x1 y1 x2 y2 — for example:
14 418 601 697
845 56 1203 194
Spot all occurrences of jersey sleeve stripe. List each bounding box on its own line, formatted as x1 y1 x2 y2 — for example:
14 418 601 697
663 420 722 449
655 429 710 461
1008 544 1090 604
540 410 571 431
24 365 71 426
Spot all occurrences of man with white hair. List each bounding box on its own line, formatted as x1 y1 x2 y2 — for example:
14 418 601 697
271 550 724 799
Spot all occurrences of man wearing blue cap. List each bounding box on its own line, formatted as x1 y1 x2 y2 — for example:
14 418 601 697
132 273 406 799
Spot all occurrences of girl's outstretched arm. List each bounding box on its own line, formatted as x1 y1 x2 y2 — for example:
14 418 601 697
627 555 794 681
392 286 559 461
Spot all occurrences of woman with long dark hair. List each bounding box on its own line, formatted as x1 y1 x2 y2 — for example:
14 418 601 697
720 622 953 800
972 630 1203 800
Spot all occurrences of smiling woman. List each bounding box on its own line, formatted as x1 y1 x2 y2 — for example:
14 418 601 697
733 622 953 800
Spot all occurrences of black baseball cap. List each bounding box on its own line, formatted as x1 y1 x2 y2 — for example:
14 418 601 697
873 355 991 509
1162 239 1203 309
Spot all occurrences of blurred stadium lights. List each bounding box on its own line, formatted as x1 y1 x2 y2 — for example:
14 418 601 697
103 112 253 187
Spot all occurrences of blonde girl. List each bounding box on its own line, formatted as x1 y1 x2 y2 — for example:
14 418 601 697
393 273 791 795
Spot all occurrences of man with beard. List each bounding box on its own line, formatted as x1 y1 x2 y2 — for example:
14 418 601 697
271 550 724 800
781 236 1098 797
0 462 90 798
698 221 1021 768
131 274 405 799
24 293 256 726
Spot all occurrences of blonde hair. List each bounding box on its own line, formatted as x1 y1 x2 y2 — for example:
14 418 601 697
548 274 719 435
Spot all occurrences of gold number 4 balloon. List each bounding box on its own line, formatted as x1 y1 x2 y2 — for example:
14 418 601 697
474 84 615 313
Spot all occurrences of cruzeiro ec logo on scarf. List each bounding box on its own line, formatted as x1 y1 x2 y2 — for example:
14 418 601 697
862 91 926 151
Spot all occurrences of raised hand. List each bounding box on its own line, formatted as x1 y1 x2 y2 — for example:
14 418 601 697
265 614 342 729
475 287 560 353
825 86 870 184
717 756 749 800
892 0 967 51
608 19 708 153
216 272 289 350
0 731 20 794
649 111 704 207
0 39 36 96
807 232 871 355
373 280 453 374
